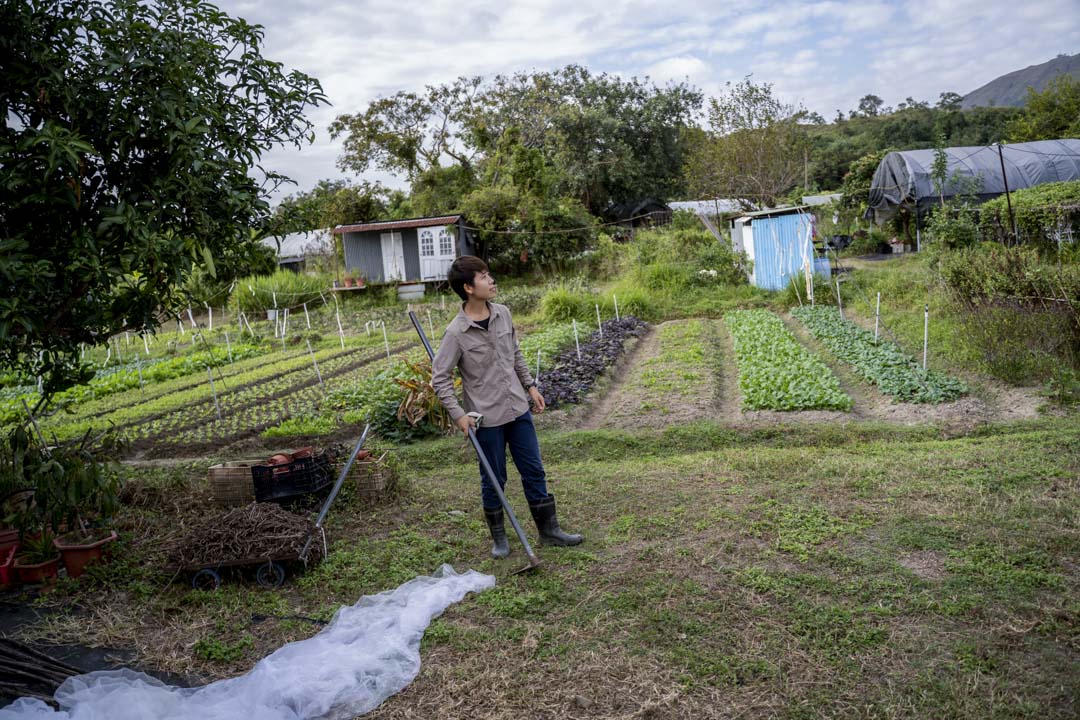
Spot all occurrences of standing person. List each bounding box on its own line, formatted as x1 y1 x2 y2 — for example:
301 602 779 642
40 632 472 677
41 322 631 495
431 256 584 558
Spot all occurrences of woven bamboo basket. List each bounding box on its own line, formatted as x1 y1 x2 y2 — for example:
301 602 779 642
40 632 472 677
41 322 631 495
350 452 396 504
208 462 257 506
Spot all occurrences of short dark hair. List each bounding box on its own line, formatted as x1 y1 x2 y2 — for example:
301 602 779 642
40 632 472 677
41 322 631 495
448 255 489 301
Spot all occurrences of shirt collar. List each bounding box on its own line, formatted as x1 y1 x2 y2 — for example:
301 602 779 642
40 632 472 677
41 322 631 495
455 301 500 331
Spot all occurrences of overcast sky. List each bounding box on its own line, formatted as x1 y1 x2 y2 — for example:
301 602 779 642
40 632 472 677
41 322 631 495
214 0 1080 203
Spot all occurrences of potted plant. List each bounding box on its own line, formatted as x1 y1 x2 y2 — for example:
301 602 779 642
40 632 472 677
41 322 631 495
355 274 365 289
2 425 122 579
54 527 118 578
14 530 60 584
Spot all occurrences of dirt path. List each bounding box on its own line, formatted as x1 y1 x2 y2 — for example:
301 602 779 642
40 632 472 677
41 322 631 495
578 324 659 429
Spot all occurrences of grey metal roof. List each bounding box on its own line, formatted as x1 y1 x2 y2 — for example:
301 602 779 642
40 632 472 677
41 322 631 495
333 215 462 234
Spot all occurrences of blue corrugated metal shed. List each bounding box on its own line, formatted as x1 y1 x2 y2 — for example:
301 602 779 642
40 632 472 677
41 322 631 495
741 209 830 291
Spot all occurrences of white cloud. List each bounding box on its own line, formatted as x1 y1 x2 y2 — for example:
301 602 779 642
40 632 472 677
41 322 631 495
204 0 1079 201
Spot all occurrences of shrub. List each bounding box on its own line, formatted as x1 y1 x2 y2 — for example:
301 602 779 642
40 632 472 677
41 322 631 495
938 244 1079 382
540 286 588 322
231 270 330 313
927 203 980 249
977 179 1080 249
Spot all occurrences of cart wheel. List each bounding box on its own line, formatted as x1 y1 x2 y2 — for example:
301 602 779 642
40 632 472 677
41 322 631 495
256 561 286 589
191 568 221 591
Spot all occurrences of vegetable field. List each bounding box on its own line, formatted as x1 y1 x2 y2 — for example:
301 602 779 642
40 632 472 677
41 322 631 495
793 306 967 403
725 310 852 411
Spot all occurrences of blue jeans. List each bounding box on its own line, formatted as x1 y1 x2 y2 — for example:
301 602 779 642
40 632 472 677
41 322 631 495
474 411 549 510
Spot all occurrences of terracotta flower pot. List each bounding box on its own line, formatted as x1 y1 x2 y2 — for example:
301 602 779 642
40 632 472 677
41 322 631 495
54 529 118 578
0 528 17 553
0 544 19 589
14 554 60 584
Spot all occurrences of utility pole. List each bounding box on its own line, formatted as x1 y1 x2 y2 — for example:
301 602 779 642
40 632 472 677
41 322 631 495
997 142 1018 244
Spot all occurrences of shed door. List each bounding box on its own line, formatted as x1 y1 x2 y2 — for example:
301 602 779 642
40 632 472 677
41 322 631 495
380 232 405 281
418 225 456 280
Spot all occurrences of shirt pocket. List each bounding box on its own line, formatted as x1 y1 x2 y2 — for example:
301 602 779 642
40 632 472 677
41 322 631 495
495 324 515 360
462 334 494 367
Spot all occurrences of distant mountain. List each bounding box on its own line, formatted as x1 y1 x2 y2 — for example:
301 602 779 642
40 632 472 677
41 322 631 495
961 53 1080 109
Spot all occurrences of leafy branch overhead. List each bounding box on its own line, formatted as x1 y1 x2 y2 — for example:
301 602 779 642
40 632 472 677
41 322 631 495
0 0 327 396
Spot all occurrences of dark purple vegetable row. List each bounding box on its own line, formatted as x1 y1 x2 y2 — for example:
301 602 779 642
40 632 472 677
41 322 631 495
539 317 649 408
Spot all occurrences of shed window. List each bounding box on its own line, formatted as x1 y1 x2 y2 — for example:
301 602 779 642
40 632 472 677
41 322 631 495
439 228 453 256
420 229 434 257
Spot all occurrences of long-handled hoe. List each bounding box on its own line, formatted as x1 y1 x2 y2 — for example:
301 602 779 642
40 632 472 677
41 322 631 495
408 311 543 575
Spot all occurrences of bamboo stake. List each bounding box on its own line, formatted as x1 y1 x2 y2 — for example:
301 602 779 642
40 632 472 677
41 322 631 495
613 295 620 321
381 320 390 359
336 310 345 349
596 304 603 338
303 303 310 329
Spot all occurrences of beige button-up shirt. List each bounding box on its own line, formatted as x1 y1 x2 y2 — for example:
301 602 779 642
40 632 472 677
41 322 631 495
431 302 535 427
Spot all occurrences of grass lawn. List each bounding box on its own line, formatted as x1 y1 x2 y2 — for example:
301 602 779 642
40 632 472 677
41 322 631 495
15 416 1079 719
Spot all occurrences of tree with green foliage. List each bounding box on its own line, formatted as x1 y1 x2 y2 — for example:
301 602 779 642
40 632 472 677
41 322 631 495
269 179 388 235
471 66 702 214
331 66 702 217
684 78 809 208
0 0 326 397
856 94 885 117
1007 75 1080 142
460 128 595 270
329 76 483 179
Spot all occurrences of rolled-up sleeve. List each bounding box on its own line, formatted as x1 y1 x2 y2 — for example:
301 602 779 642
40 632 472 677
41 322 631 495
431 332 466 422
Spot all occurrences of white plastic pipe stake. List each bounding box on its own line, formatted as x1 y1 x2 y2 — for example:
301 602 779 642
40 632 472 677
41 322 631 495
307 339 324 386
835 280 844 320
923 304 929 370
206 303 213 331
572 319 581 360
382 320 390 359
613 295 620 321
427 310 435 345
336 310 345 349
143 333 150 355
596 304 603 338
874 292 881 341
303 303 310 329
224 331 233 363
207 367 222 421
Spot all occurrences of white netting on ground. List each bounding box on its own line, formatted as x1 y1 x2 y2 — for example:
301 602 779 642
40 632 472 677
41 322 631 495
0 565 495 720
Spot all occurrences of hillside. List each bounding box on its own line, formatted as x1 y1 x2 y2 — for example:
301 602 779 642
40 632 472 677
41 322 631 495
962 52 1080 109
